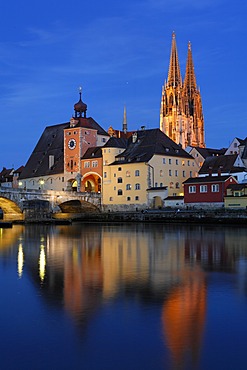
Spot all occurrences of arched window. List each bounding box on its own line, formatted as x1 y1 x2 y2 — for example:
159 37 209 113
135 170 140 177
117 177 122 183
126 184 131 190
118 189 122 195
135 183 140 190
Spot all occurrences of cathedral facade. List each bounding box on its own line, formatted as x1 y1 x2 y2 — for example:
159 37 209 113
160 32 205 149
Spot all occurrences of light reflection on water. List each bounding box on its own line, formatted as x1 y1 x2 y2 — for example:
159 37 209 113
0 222 247 370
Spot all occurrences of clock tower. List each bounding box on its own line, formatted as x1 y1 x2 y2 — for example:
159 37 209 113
64 89 97 190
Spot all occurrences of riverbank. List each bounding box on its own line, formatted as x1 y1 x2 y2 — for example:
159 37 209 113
53 209 247 225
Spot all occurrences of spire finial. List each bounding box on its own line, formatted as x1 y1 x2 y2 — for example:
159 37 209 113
79 86 82 100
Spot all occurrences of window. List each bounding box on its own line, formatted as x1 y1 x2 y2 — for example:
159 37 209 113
62 177 64 182
135 196 139 201
163 158 166 164
117 177 122 183
155 182 158 187
189 185 196 193
118 189 123 195
126 171 130 177
160 170 163 177
126 184 131 190
188 160 190 166
170 182 174 188
102 138 106 143
169 158 172 164
183 171 186 177
176 182 179 189
104 172 107 178
169 169 172 176
160 183 163 187
109 197 113 201
135 170 140 176
200 185 208 193
127 197 131 201
118 167 122 171
135 183 140 190
190 171 192 177
175 170 178 177
182 160 185 166
211 184 219 192
176 159 178 165
84 161 90 168
92 161 98 168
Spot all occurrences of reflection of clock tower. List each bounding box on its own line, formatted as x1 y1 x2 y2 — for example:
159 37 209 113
64 89 97 189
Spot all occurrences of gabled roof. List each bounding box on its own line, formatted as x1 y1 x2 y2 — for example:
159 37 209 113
74 117 109 136
199 154 245 175
20 122 67 179
103 136 128 149
0 167 14 182
183 175 236 184
13 165 25 174
226 183 247 191
111 129 191 165
82 147 102 159
191 146 227 158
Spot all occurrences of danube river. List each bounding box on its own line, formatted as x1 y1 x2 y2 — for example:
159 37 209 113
0 222 247 370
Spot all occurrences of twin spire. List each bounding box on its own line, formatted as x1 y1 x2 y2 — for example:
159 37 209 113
167 32 197 92
160 32 205 148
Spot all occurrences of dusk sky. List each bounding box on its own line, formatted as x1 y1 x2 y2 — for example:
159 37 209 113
0 0 246 169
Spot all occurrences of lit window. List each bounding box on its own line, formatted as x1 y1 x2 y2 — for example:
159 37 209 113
160 170 163 177
126 171 130 177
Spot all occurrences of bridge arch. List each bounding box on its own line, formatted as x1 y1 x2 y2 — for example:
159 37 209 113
0 196 23 221
58 199 100 213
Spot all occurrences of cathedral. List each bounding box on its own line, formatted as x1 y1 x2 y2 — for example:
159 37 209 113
160 32 205 149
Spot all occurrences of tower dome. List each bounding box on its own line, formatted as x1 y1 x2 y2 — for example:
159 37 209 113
74 87 87 118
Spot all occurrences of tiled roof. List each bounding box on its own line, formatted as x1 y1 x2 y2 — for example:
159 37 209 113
103 136 128 149
82 147 102 159
192 146 227 158
20 116 108 179
19 122 67 179
111 129 192 165
183 175 234 184
199 154 245 175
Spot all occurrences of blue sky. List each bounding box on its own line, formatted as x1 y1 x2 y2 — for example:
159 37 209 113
0 0 246 169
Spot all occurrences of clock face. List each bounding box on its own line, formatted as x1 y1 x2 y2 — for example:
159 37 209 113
68 138 76 149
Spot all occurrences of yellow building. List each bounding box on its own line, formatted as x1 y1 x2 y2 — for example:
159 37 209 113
102 128 198 210
225 183 247 209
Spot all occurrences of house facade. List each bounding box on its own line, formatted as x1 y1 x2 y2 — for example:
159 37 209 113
224 183 247 209
183 175 238 208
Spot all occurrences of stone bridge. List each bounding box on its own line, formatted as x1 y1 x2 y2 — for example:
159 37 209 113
0 187 101 222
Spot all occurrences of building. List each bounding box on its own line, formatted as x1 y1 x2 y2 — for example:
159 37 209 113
0 167 14 188
19 91 109 191
198 154 247 182
160 32 205 149
183 175 238 208
186 146 227 168
225 183 247 209
102 128 198 211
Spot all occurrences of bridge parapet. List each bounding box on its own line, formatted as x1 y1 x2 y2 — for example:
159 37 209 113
0 186 102 216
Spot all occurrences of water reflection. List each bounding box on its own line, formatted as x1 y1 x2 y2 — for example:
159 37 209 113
1 223 247 369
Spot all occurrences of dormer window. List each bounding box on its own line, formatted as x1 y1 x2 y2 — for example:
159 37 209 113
132 132 137 143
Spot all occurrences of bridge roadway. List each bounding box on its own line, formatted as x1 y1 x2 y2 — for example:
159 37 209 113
0 187 101 221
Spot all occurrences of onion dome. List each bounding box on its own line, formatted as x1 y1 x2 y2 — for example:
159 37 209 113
74 87 87 118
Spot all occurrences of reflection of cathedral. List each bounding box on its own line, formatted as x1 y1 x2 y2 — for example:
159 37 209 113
2 223 247 360
162 267 206 369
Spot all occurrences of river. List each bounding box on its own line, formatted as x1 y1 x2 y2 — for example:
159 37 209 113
0 222 247 370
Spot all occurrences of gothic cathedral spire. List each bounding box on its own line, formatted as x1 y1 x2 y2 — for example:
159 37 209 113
160 33 205 148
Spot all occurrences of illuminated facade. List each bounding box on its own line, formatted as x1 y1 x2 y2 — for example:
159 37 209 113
160 32 205 149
